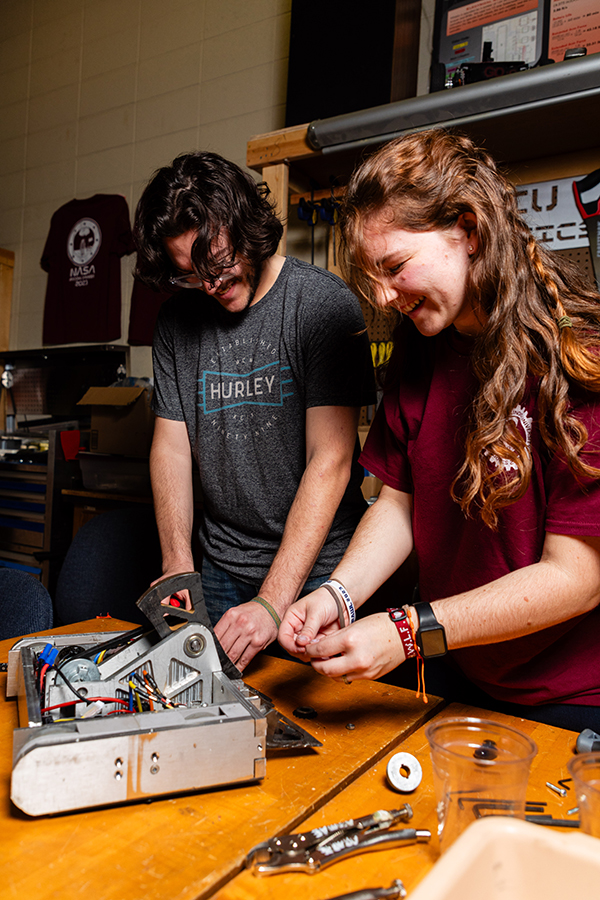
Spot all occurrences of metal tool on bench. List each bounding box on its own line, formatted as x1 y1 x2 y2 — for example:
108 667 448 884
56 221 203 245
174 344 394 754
576 728 600 753
322 881 407 900
246 805 430 875
7 572 320 816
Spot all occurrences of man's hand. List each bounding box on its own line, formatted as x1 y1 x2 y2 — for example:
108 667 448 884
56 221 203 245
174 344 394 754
214 601 279 670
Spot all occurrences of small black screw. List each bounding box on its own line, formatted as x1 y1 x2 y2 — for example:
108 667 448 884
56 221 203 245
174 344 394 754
474 739 498 760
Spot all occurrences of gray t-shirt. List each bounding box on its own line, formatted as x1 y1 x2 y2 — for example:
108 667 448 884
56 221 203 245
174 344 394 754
152 256 375 583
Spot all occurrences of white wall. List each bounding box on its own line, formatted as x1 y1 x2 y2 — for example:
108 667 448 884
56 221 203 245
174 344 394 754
0 0 292 375
417 0 436 96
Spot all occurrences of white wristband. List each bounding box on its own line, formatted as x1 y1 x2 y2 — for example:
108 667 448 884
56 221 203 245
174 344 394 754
322 579 356 624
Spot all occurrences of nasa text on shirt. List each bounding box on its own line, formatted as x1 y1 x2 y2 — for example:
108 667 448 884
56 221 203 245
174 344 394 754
67 217 102 287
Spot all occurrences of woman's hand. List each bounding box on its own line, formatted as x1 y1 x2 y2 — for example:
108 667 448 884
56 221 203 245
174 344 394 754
283 608 407 683
278 587 342 658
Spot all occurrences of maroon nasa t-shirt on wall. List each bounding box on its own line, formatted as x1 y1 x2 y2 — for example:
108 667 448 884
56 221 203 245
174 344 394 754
41 194 135 344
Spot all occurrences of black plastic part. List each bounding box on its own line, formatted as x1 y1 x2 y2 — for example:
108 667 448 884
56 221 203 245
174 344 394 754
293 705 318 719
135 572 241 681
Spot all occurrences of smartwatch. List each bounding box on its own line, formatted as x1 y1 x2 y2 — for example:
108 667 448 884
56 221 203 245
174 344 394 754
413 601 448 658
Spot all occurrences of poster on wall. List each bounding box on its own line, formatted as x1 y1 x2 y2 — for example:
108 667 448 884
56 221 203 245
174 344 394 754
549 0 600 60
516 175 589 249
434 0 600 78
436 0 545 78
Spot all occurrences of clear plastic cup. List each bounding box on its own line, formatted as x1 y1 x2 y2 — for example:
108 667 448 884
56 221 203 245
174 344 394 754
568 753 600 838
425 716 537 853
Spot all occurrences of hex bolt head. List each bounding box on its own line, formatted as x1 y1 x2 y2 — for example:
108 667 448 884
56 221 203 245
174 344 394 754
184 634 206 657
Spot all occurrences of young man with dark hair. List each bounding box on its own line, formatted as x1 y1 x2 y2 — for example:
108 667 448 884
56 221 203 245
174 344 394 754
134 151 375 670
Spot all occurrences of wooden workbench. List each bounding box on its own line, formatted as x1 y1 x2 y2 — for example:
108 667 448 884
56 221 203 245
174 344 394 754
213 703 581 900
0 620 443 900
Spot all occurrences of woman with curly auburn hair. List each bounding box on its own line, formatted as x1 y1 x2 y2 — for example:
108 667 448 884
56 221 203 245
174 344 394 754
279 129 600 730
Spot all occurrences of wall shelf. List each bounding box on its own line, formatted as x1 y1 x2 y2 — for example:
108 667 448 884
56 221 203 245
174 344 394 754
247 53 600 199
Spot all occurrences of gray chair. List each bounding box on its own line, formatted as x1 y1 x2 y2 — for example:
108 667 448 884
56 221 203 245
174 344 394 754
54 507 163 626
0 568 54 640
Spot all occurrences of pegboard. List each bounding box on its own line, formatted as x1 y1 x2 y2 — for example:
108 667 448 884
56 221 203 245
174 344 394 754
325 231 395 345
554 246 596 286
358 296 395 343
10 368 48 415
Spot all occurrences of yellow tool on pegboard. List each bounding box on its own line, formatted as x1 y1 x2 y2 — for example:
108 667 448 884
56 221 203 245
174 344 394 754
371 341 394 367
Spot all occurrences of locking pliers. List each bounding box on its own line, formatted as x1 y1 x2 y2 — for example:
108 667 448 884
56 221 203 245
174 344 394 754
246 805 431 875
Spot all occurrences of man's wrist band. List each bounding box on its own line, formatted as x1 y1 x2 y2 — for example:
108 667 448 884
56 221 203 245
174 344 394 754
250 596 281 629
321 579 356 624
387 608 417 659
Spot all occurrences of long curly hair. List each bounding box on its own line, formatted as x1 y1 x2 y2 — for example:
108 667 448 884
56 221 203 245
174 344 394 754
340 129 600 528
133 151 283 289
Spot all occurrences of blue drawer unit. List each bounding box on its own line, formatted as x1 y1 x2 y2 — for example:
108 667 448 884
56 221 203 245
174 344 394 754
0 431 80 591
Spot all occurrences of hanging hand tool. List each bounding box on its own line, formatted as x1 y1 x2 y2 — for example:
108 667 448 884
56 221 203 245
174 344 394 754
378 342 393 366
298 193 320 265
246 805 430 875
370 341 393 370
319 195 341 266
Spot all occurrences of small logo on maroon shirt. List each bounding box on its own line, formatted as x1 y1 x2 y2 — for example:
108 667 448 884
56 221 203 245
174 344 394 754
487 404 533 473
67 218 101 265
67 218 101 286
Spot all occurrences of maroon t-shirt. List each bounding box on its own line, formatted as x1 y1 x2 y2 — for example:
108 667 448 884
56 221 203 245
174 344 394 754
361 327 600 706
128 279 174 346
41 194 134 344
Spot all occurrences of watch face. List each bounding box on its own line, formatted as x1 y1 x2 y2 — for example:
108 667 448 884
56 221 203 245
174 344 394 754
420 628 448 658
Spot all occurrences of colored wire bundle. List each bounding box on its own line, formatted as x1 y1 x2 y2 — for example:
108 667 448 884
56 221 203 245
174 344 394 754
129 669 179 711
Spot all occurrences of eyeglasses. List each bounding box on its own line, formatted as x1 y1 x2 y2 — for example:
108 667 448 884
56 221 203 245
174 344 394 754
169 273 212 289
168 272 227 290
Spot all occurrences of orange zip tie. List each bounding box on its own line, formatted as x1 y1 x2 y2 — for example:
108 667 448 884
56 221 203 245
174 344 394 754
405 606 428 704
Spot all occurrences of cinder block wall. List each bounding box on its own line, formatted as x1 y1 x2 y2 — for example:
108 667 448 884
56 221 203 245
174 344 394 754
0 0 291 375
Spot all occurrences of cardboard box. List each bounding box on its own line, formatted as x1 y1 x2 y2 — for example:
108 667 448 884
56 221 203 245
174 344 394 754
77 386 155 458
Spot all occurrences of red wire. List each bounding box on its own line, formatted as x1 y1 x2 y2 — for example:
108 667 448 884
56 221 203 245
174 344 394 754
39 662 49 688
41 696 129 713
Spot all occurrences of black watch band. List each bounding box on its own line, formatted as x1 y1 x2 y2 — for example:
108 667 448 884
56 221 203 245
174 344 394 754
413 601 448 658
